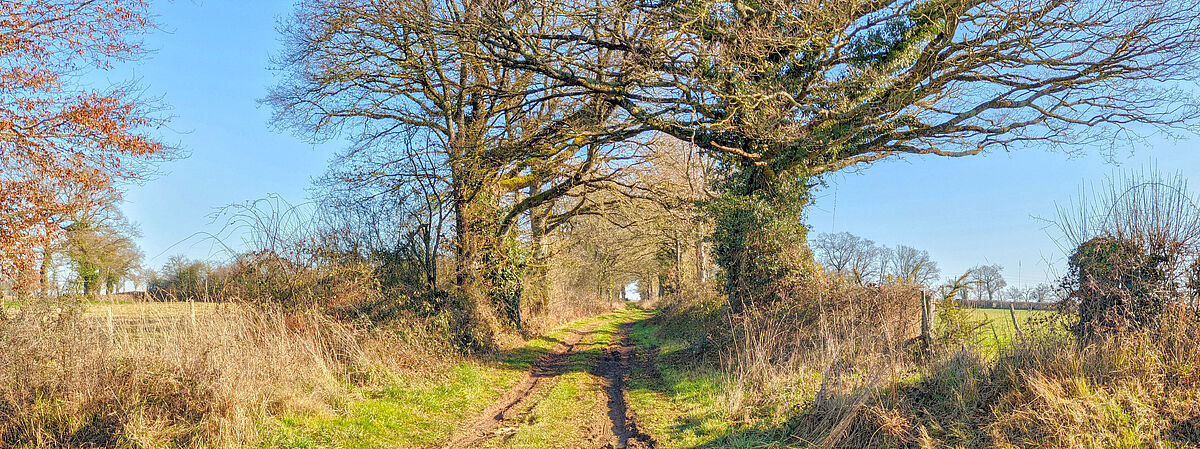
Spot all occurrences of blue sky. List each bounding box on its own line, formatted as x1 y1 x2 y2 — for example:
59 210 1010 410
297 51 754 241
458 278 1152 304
115 1 335 270
110 0 1200 288
806 148 1200 287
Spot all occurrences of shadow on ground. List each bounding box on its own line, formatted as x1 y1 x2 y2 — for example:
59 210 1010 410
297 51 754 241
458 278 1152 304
618 312 819 449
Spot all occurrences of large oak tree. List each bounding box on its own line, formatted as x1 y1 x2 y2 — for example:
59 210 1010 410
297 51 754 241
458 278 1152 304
466 0 1200 307
269 0 642 343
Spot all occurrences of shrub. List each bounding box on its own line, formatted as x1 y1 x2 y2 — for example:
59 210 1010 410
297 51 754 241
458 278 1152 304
1062 236 1172 338
708 176 816 313
1052 169 1200 339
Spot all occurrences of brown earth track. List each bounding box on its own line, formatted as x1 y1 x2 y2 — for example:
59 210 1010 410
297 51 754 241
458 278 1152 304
442 316 656 449
442 323 596 449
597 322 656 449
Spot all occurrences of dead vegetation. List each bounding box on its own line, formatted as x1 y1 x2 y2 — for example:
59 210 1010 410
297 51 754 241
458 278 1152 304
0 299 453 448
626 169 1200 448
784 311 1200 448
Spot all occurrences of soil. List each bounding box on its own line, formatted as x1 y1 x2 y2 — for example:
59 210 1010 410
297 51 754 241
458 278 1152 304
442 319 656 449
596 323 656 449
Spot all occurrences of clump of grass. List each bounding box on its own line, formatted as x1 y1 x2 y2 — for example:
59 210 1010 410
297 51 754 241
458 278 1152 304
721 279 923 421
0 299 451 448
787 311 1200 448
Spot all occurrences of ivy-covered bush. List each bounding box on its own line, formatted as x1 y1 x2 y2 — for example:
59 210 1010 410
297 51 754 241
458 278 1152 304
1062 236 1170 338
709 175 815 312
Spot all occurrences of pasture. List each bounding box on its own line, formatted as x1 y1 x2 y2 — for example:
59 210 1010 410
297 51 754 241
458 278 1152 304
965 306 1059 349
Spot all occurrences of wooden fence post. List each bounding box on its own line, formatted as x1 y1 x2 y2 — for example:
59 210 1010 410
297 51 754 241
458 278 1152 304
921 290 936 349
1009 302 1026 343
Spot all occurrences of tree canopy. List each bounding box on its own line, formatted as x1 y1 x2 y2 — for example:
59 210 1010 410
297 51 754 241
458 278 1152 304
0 0 167 288
470 0 1200 186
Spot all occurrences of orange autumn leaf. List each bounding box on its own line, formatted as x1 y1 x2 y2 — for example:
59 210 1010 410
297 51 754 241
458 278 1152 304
0 0 168 291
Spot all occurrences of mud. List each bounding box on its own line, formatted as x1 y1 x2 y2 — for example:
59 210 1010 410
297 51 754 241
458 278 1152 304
442 318 656 449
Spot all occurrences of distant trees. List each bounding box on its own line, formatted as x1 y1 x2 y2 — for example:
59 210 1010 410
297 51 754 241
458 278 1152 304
1028 284 1054 303
148 256 212 301
891 246 941 285
0 0 169 290
812 232 939 286
63 212 142 296
812 233 881 283
999 286 1026 303
968 265 1006 302
996 284 1057 304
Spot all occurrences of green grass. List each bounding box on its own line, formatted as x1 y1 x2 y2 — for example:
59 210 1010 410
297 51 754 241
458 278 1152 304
263 361 522 449
489 307 651 449
965 307 1055 350
622 309 788 449
489 370 604 449
260 312 622 449
488 323 608 448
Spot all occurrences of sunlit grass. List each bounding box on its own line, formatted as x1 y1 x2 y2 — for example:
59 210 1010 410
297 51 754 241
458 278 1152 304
966 307 1056 351
264 361 522 449
261 312 625 449
622 309 778 449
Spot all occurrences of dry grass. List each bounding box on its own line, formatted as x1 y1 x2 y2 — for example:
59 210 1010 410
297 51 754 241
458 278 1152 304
632 276 1200 448
722 280 923 420
0 300 452 448
785 310 1200 448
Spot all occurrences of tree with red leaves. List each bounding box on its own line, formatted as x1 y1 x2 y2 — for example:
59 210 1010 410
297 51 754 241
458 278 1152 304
0 0 168 293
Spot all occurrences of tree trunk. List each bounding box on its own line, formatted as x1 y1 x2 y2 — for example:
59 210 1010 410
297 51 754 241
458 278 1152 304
39 244 52 296
450 167 502 349
648 275 659 303
674 236 683 289
526 184 549 317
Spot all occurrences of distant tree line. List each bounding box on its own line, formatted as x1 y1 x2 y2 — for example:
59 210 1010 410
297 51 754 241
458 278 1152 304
811 232 941 285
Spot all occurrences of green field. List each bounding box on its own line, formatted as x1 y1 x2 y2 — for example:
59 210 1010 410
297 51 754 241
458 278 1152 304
964 307 1056 350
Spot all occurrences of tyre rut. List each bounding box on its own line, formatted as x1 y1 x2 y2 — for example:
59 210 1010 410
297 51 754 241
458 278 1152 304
598 322 656 449
442 314 656 449
442 322 597 449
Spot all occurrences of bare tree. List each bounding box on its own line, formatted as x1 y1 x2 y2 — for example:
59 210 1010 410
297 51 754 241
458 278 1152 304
463 0 1200 307
313 138 453 293
1029 284 1057 303
969 264 1006 302
1000 286 1027 303
268 0 642 336
812 232 880 284
470 0 1200 184
890 245 941 286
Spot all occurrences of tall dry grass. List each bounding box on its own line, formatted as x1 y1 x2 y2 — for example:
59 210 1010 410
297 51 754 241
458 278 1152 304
785 307 1200 448
652 270 1200 447
0 300 451 448
722 279 923 419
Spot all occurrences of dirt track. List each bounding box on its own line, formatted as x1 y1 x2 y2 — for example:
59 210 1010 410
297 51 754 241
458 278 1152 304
596 323 656 449
443 318 655 449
